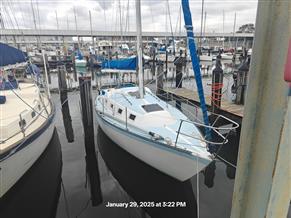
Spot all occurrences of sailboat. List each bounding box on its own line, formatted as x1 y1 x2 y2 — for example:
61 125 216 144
95 0 236 181
0 43 55 197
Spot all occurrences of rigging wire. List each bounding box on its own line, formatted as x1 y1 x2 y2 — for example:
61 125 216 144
36 0 41 30
166 0 175 54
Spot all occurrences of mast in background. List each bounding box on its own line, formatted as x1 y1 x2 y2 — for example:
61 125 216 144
199 0 204 53
232 12 237 49
222 10 225 49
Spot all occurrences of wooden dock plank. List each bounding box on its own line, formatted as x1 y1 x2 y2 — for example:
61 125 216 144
164 87 244 118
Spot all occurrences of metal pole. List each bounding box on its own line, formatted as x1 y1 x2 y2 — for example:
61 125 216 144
125 107 128 130
230 1 291 218
89 10 94 46
199 0 204 52
135 0 144 98
222 10 225 49
42 51 51 98
233 12 237 49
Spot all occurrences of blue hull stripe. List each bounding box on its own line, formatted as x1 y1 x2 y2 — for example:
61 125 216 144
96 112 210 165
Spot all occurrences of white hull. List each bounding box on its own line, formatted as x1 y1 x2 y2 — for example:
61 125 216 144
96 113 210 181
221 54 233 60
199 55 213 61
0 118 55 197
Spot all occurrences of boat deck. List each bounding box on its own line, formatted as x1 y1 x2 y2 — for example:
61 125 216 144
0 83 52 154
95 86 211 158
1 83 38 125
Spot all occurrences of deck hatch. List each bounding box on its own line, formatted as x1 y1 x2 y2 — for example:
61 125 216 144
142 104 164 113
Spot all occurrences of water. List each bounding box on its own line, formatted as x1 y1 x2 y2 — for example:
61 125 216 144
1 71 290 218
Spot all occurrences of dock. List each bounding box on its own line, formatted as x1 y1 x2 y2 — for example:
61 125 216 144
163 87 244 123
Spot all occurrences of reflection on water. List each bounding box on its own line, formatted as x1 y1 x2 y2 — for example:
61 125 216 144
97 126 198 218
0 129 62 218
1 90 244 218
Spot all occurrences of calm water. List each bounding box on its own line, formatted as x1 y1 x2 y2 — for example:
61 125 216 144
1 73 290 218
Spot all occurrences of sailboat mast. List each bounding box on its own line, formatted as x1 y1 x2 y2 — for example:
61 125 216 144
135 0 144 98
222 10 225 49
199 0 204 53
55 11 59 30
233 12 237 49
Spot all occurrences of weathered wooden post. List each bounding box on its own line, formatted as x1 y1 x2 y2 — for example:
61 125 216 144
211 59 224 113
175 60 183 89
173 55 186 110
58 67 74 142
71 53 77 81
156 60 164 97
235 57 250 105
165 50 168 80
230 1 291 217
44 54 51 84
79 76 102 206
151 48 156 80
89 53 95 81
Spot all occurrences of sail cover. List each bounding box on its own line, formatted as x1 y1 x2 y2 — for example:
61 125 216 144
0 43 27 67
102 56 137 71
182 0 212 146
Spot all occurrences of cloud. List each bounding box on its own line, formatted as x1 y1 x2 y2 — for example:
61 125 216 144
0 0 258 33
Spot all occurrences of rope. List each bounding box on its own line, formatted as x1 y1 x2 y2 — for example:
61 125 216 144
211 82 223 108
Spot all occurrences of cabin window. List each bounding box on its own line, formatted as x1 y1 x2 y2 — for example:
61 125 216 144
110 104 114 109
38 105 41 111
142 104 164 113
31 111 36 118
129 114 136 121
118 108 123 114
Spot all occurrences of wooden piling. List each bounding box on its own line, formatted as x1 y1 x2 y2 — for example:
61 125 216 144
44 54 51 84
79 76 103 206
58 68 74 142
211 60 223 113
230 1 291 217
156 61 164 97
71 53 77 81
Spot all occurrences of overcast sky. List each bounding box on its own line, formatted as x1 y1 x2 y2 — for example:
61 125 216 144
0 0 258 33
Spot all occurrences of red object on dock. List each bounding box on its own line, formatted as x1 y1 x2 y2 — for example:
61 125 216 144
284 38 291 82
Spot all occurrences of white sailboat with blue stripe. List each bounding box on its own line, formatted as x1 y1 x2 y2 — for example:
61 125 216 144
95 84 213 181
95 0 237 181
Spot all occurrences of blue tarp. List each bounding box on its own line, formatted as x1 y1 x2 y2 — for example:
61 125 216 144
102 56 137 71
0 43 27 67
